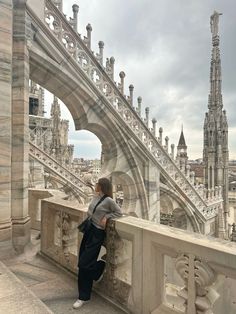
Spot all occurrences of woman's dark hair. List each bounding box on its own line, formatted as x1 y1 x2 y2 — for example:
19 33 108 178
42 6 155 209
98 177 113 198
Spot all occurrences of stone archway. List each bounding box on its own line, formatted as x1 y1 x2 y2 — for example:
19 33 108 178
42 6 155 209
111 171 139 216
172 207 188 230
160 183 202 233
29 43 151 219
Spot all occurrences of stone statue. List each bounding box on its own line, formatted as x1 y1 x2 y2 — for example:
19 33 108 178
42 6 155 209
210 10 222 37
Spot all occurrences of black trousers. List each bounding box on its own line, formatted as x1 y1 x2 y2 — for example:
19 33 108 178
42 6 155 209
78 224 106 301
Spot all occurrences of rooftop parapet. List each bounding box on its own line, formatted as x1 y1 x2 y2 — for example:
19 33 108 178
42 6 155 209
41 199 236 314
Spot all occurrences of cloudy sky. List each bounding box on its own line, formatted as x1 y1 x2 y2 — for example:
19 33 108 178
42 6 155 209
44 0 236 160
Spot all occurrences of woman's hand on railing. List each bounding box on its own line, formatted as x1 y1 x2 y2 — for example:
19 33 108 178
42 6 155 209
99 216 107 228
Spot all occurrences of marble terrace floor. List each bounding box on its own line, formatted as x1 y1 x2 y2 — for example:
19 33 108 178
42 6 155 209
1 230 126 314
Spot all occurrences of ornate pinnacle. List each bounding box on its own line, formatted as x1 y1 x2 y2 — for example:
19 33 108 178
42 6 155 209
72 4 79 31
145 107 149 125
159 127 163 145
152 118 157 136
137 96 142 115
208 11 223 111
129 84 134 106
72 4 79 13
171 144 175 158
119 71 125 79
98 41 104 65
110 56 115 64
86 24 92 49
86 23 92 32
210 11 222 38
119 71 125 95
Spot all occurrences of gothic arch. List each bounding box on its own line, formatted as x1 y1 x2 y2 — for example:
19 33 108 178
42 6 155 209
160 194 174 214
172 207 188 230
111 171 138 215
160 183 201 233
29 47 149 217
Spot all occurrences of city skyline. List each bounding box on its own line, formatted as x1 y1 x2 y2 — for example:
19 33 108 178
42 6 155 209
45 0 236 160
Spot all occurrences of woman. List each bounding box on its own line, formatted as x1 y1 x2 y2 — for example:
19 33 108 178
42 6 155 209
73 177 122 309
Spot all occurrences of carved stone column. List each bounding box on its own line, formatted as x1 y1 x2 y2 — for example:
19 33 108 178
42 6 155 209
11 0 31 251
0 0 13 243
176 253 219 314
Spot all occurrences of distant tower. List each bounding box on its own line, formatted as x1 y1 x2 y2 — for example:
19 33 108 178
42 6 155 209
50 96 74 167
176 126 188 172
203 11 229 234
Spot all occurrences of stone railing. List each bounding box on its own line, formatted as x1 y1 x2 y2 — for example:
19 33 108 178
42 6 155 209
29 115 52 129
41 199 236 314
29 141 91 203
41 0 223 220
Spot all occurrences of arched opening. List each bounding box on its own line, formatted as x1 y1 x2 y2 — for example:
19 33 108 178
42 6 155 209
112 171 139 216
29 85 104 202
172 207 188 230
28 48 155 220
160 184 201 233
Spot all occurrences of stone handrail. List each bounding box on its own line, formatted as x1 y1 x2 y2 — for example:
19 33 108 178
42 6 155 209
29 141 90 202
41 199 236 314
29 114 52 128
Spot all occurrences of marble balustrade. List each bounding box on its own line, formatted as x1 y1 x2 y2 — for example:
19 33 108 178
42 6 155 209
41 199 236 314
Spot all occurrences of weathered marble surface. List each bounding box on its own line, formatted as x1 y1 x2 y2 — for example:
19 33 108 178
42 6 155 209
0 0 13 243
0 261 53 314
11 0 31 251
40 200 236 314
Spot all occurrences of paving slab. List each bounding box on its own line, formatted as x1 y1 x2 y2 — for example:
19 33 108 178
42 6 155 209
0 261 53 314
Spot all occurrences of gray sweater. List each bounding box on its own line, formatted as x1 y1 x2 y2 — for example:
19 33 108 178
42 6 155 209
87 195 122 230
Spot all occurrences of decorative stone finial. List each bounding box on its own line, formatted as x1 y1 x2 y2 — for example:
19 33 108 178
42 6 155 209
129 85 134 106
98 41 104 65
119 72 125 95
108 57 115 80
137 96 142 115
86 23 92 49
129 84 134 91
72 4 79 31
165 136 169 152
152 118 157 136
145 107 149 127
72 4 79 13
98 41 104 49
86 23 92 32
159 127 163 145
171 143 175 158
105 58 115 80
210 11 222 38
119 71 125 79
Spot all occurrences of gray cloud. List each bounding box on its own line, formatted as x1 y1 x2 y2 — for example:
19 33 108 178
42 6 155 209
53 0 236 159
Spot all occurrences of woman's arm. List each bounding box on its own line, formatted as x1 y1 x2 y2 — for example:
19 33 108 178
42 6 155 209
105 199 122 219
99 199 122 228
